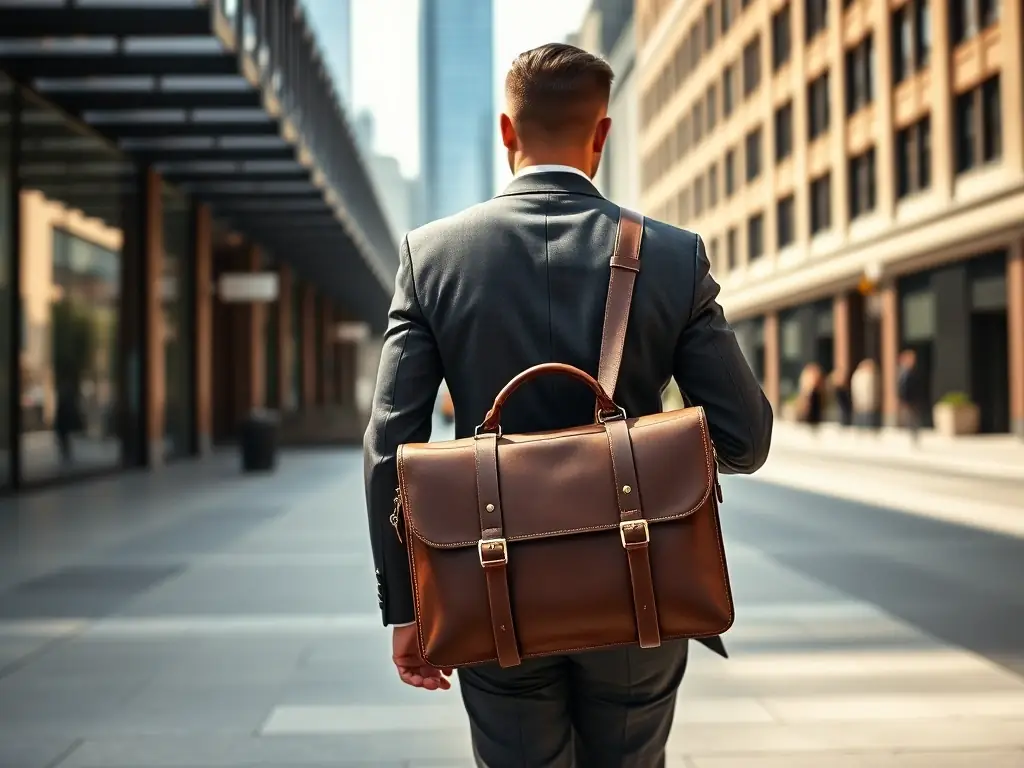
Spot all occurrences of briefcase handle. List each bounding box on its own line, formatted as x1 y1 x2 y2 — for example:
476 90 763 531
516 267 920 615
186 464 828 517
477 362 626 436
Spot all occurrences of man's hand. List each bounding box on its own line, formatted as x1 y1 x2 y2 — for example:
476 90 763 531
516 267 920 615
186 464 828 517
392 624 453 691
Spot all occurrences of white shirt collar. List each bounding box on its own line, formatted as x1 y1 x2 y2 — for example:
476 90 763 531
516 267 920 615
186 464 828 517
515 164 591 180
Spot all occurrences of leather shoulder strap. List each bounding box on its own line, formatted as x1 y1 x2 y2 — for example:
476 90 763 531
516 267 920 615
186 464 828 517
596 208 644 399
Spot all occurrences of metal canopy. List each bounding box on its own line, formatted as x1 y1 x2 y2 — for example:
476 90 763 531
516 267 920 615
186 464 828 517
0 0 398 332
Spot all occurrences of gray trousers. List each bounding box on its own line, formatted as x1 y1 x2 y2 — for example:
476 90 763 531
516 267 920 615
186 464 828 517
459 639 689 768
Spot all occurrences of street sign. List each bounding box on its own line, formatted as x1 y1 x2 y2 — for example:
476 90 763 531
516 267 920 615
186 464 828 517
218 272 279 303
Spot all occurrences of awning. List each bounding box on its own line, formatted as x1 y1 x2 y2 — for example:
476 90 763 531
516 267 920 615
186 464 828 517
0 0 398 331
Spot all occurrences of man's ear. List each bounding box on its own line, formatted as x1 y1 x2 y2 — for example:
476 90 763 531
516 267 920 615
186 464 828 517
499 113 518 151
593 116 612 153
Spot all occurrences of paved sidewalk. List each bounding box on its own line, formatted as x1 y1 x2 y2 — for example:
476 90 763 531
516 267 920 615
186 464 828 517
763 423 1024 539
770 421 1024 480
0 448 1021 766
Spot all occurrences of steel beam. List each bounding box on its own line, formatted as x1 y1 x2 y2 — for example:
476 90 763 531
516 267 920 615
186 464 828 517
0 8 213 37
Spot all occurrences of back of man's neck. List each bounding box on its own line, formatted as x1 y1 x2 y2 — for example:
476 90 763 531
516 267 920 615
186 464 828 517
515 156 589 176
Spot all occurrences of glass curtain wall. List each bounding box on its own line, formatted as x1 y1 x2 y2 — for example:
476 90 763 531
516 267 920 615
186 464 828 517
161 183 193 459
17 88 135 483
0 76 13 488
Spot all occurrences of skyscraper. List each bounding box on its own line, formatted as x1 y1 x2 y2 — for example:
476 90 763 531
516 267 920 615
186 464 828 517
302 0 353 107
419 0 494 223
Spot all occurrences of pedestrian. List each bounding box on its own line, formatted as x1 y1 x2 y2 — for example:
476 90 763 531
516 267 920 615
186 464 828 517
830 367 853 426
850 358 880 428
798 363 824 431
363 42 773 767
897 349 925 444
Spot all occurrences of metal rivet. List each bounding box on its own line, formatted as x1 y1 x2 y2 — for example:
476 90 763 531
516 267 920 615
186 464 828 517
486 503 495 512
623 485 632 494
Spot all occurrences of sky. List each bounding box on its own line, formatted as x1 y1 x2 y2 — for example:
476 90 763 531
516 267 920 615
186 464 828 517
351 0 591 190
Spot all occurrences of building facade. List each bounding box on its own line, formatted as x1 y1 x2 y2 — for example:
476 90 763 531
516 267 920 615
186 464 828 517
351 110 419 242
419 0 495 222
0 2 395 491
636 0 1024 436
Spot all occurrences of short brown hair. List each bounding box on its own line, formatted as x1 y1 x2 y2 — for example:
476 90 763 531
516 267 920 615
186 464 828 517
505 43 614 140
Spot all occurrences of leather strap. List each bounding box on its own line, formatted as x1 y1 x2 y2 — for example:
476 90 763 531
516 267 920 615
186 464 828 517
600 210 660 649
606 419 661 649
474 432 521 668
597 208 644 399
471 208 648 667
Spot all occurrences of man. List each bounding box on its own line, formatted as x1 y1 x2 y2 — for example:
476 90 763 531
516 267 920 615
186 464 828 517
897 349 925 443
364 43 773 767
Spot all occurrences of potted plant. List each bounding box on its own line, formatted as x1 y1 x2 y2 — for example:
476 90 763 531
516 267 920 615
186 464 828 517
932 391 980 437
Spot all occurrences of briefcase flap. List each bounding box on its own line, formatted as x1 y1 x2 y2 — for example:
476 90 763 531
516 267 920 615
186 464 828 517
397 406 714 549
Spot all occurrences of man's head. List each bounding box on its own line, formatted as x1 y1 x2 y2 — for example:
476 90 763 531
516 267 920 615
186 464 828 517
899 349 917 368
500 43 614 178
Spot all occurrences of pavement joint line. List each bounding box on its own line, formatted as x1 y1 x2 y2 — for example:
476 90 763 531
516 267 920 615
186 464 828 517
42 737 83 768
0 603 890 638
0 620 88 683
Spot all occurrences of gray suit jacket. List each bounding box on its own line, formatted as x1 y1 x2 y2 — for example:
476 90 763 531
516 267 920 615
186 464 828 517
364 171 773 643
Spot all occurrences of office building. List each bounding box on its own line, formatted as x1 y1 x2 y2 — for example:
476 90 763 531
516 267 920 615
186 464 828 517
419 0 495 222
0 2 395 490
636 0 1024 436
350 110 418 241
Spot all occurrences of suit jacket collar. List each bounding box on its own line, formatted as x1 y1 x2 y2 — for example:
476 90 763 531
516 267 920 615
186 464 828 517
495 171 605 201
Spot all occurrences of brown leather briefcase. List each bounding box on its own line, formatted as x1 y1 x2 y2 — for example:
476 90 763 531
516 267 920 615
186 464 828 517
395 209 734 669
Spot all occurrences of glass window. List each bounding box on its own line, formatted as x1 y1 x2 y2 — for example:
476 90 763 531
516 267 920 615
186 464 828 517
17 88 137 482
161 183 192 460
845 35 875 115
746 212 764 261
848 147 877 219
723 63 736 117
775 101 794 160
805 0 829 40
808 72 831 140
745 127 763 181
810 172 832 234
896 115 932 197
0 76 12 487
777 194 796 248
725 148 737 196
771 4 792 70
742 36 762 96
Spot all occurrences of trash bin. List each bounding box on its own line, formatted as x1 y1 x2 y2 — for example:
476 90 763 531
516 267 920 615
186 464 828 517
240 409 278 472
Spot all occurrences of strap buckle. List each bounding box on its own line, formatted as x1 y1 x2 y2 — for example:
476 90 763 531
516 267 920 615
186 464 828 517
597 406 627 424
478 537 508 566
619 519 650 548
474 424 503 439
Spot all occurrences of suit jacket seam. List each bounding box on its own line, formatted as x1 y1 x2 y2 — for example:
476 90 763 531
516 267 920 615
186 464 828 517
404 235 429 329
